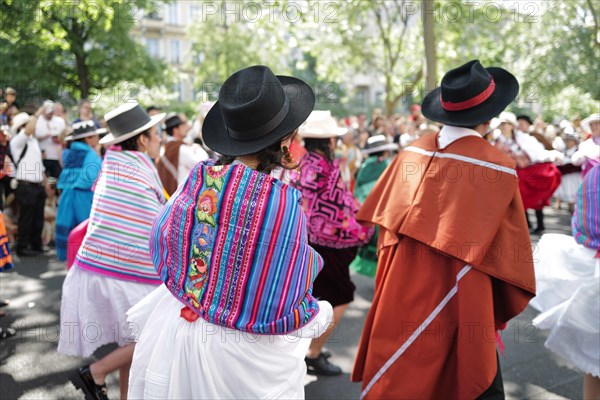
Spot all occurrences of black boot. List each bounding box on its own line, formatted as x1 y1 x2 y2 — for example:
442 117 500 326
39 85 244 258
531 209 545 234
525 210 532 229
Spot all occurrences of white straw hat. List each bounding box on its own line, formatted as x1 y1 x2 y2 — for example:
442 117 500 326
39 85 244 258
10 112 31 135
581 113 600 133
298 110 347 139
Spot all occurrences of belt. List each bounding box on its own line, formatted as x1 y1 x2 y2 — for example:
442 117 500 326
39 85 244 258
17 180 44 187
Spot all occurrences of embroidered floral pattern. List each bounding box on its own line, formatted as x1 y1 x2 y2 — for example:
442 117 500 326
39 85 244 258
186 165 228 307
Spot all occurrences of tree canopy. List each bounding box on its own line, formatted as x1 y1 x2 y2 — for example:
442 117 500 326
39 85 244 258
0 0 167 105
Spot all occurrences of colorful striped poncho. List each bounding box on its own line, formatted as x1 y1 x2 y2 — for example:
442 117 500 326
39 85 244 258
572 164 599 252
73 149 166 284
151 160 323 335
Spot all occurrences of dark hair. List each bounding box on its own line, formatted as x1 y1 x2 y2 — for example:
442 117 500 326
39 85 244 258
217 132 298 175
516 115 533 125
146 105 160 113
304 138 334 162
119 130 150 151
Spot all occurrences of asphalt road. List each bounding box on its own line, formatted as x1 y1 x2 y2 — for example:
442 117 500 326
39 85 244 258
0 207 581 399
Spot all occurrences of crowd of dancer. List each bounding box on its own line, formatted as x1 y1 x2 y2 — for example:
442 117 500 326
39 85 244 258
0 60 598 399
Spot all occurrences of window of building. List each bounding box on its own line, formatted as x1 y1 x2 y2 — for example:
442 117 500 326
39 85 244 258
190 4 201 21
146 38 161 59
167 2 179 24
170 39 181 64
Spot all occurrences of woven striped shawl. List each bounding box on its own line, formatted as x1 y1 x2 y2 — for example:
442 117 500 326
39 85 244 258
151 161 323 334
572 164 599 251
73 150 166 284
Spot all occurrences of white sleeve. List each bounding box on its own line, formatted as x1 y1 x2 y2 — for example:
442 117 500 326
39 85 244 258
34 117 46 139
9 131 28 155
571 140 600 166
178 144 209 182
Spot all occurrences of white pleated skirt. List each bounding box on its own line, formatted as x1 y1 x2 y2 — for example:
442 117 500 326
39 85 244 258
530 233 599 377
127 284 333 400
57 266 159 357
553 172 582 203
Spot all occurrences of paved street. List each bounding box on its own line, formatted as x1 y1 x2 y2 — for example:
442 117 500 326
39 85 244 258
0 208 580 399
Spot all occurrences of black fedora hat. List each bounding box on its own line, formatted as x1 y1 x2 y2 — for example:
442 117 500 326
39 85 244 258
65 120 107 141
203 65 315 156
101 102 165 146
421 60 519 126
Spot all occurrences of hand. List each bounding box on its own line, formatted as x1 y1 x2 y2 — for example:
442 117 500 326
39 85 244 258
35 106 45 117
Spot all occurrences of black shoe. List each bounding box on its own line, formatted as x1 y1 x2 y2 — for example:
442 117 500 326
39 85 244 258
531 226 545 235
71 365 109 400
305 353 342 376
16 250 35 257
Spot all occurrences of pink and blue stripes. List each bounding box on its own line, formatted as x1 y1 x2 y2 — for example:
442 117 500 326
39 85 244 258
73 150 166 284
572 164 599 251
151 161 323 334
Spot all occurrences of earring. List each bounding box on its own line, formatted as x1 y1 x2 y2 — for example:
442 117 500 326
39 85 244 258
282 146 294 165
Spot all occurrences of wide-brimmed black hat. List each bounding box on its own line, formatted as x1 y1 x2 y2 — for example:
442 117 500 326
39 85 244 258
101 102 165 146
65 120 107 141
421 60 519 126
203 65 315 156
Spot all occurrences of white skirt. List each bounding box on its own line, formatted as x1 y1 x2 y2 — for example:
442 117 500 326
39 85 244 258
553 172 582 203
127 284 333 400
57 266 159 357
530 234 599 377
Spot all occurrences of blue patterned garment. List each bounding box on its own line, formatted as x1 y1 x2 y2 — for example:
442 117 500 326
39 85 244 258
55 142 102 261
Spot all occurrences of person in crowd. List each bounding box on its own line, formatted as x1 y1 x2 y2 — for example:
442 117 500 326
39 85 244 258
58 102 166 400
495 111 562 234
337 129 362 188
35 100 66 179
357 128 370 149
517 114 534 134
42 177 58 247
407 104 422 123
3 87 19 110
73 99 101 128
2 194 18 247
0 208 15 340
156 113 208 196
350 135 398 278
53 102 68 123
293 110 373 376
188 102 214 154
352 60 536 399
55 121 106 261
399 120 419 148
554 132 582 213
146 105 164 138
571 113 600 176
368 115 387 136
0 126 13 209
9 110 49 257
530 164 599 400
126 66 332 399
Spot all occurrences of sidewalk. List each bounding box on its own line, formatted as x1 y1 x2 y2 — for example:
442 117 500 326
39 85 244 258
0 207 581 399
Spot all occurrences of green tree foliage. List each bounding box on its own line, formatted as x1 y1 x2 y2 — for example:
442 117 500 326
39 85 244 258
437 0 599 118
0 0 167 104
298 0 424 115
188 0 294 97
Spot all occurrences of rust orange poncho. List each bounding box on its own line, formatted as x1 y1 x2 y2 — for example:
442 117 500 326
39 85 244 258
352 133 536 399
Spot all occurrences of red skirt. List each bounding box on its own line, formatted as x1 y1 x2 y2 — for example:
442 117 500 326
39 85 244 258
517 163 561 210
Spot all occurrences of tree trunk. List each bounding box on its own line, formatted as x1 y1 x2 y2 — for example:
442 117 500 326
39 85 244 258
423 0 437 92
75 52 89 99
